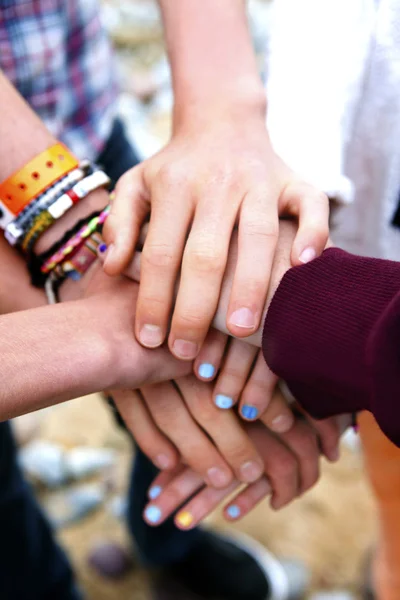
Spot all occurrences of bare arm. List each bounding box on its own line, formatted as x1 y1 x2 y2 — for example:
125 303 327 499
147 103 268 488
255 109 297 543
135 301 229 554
157 0 266 127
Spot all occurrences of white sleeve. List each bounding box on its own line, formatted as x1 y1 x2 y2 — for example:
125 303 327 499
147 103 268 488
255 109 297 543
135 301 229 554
265 0 377 204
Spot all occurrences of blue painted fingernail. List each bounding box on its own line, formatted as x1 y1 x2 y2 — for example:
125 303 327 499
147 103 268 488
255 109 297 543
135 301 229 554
198 363 215 379
148 486 162 500
99 243 107 253
241 405 259 420
227 505 241 519
145 505 162 524
215 394 234 409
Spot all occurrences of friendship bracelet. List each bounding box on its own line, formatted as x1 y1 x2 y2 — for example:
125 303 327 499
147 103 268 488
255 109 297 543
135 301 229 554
5 165 89 246
45 231 105 304
0 143 78 219
41 205 110 274
54 232 103 281
19 171 110 254
28 211 102 287
21 212 55 253
5 160 93 245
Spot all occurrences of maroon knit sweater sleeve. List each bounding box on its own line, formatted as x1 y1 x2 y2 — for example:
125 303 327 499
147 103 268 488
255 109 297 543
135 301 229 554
262 248 400 446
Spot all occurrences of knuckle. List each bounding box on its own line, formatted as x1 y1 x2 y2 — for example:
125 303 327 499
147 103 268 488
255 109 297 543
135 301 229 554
219 366 246 383
149 401 179 431
271 454 297 480
185 246 225 275
229 442 254 466
175 309 208 331
297 434 319 462
192 401 216 425
143 242 177 270
244 218 279 241
157 163 189 189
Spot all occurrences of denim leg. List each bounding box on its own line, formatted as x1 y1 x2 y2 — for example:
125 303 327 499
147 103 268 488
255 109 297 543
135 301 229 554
0 421 82 600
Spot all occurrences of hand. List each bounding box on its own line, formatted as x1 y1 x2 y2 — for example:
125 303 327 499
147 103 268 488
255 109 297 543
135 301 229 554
142 413 324 529
112 374 265 489
102 118 329 361
62 263 192 390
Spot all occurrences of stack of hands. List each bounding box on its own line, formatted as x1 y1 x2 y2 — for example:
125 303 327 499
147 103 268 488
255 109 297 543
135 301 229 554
58 143 349 531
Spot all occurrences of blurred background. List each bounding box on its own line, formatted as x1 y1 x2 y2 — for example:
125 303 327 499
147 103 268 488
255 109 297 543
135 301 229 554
12 1 376 598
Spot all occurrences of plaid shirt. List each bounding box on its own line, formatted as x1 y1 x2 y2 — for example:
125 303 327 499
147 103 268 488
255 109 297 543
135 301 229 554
0 0 117 160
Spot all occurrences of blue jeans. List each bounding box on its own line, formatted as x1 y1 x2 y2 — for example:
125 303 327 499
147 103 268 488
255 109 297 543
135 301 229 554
0 421 81 600
0 120 199 599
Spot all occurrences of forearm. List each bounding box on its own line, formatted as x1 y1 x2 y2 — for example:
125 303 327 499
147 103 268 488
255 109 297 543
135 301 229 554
157 0 266 128
0 72 108 255
0 298 113 420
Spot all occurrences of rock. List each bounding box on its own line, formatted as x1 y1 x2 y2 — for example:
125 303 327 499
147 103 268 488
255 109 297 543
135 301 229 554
309 592 356 600
65 447 116 479
18 441 117 487
107 494 128 521
88 541 133 578
18 440 67 487
44 483 106 528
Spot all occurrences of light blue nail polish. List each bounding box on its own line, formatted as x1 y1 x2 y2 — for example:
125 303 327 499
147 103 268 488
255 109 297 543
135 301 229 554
149 485 162 501
227 505 241 519
215 394 234 409
198 363 215 379
145 505 162 524
241 405 259 420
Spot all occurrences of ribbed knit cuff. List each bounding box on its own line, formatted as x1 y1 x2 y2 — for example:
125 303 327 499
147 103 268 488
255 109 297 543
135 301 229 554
262 248 400 444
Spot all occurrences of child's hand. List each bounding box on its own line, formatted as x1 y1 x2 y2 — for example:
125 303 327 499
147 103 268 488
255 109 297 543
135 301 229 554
102 125 329 362
112 374 265 488
142 414 324 529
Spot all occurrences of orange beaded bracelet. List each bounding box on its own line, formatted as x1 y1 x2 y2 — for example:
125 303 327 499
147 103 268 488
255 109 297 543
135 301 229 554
0 143 78 217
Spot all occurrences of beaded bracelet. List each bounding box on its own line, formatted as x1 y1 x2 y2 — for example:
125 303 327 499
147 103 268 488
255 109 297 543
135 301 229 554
54 232 103 281
28 211 101 287
41 205 110 274
20 171 110 254
5 161 92 245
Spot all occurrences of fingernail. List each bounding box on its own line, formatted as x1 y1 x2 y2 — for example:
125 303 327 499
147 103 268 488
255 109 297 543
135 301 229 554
155 454 171 469
241 405 259 420
145 505 162 524
271 414 293 433
98 243 107 253
176 511 194 529
172 339 198 359
148 485 162 500
299 247 316 264
207 467 231 487
198 363 215 379
215 394 234 410
140 324 163 348
226 505 241 520
229 307 256 329
240 461 263 483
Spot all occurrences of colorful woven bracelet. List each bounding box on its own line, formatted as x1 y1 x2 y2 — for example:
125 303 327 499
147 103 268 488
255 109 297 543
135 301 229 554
41 205 110 274
19 171 110 254
0 143 78 223
54 232 104 281
28 211 101 288
5 165 89 246
21 212 55 253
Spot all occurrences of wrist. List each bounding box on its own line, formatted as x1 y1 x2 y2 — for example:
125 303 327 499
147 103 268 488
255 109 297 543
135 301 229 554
173 82 266 133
